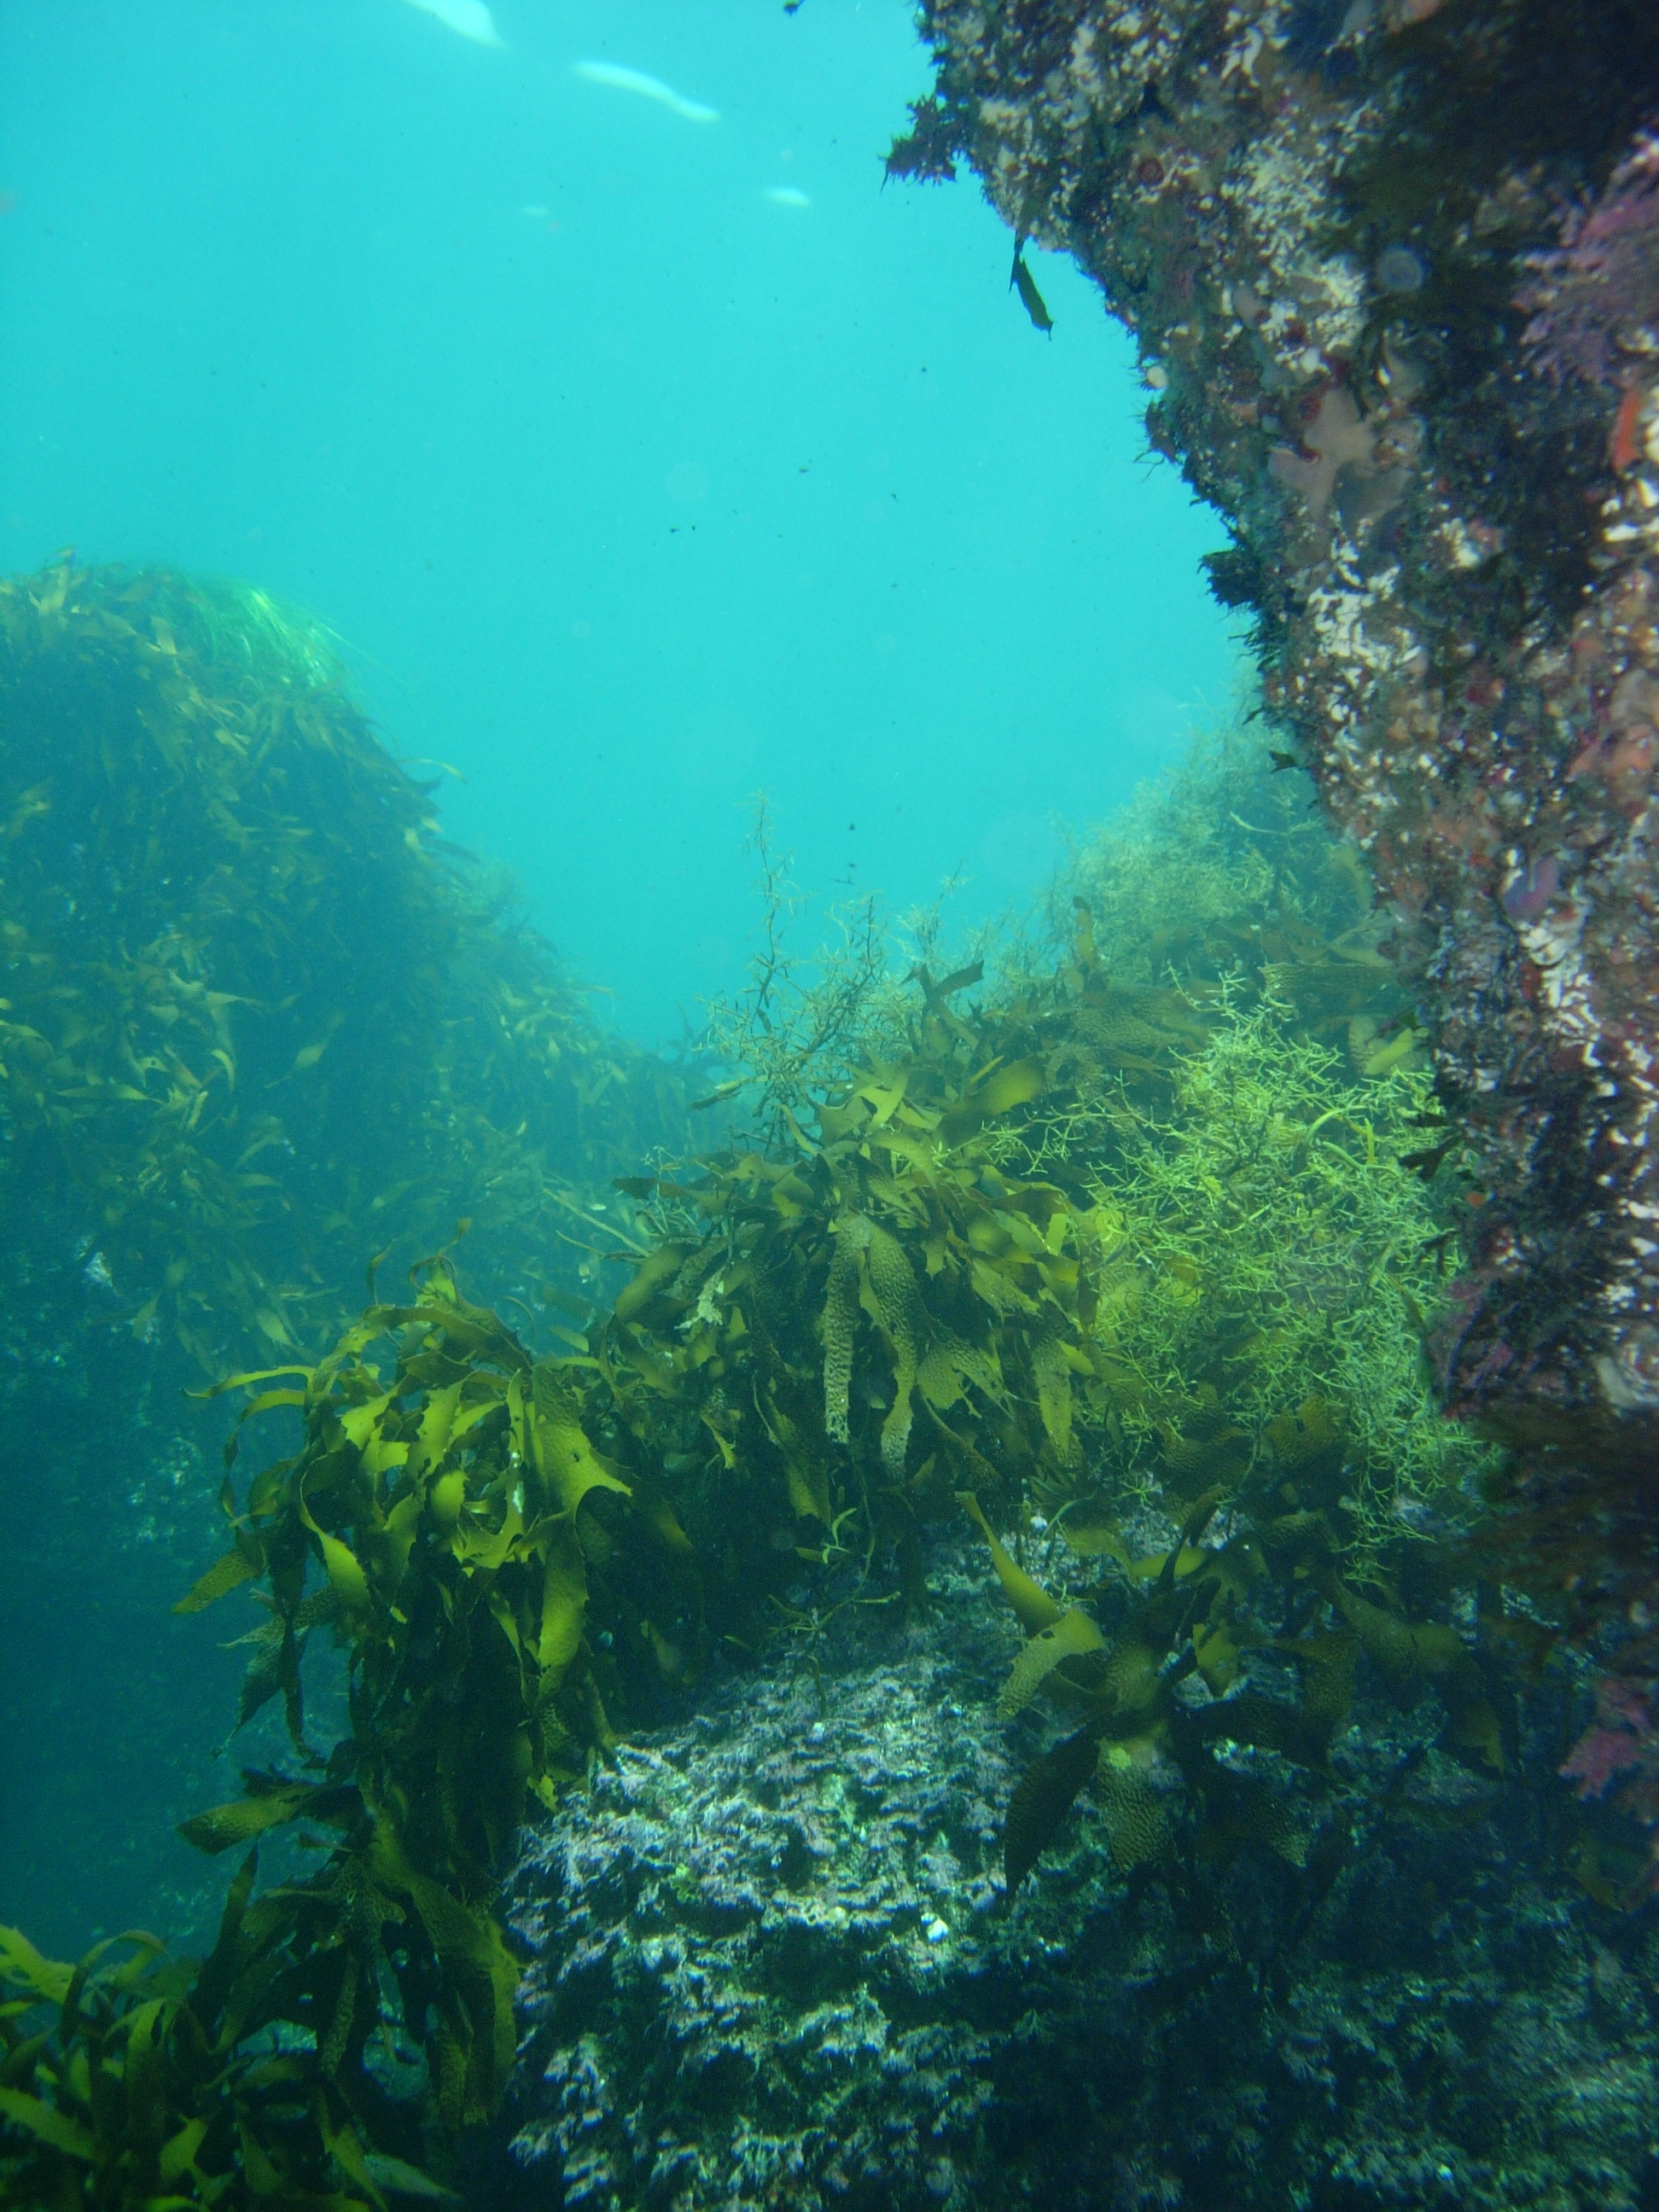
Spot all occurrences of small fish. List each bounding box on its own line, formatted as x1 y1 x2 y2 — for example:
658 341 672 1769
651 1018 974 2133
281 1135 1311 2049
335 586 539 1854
361 2153 464 2203
688 1080 745 1112
399 0 503 46
1010 247 1052 335
763 186 812 208
1267 748 1300 773
573 61 719 123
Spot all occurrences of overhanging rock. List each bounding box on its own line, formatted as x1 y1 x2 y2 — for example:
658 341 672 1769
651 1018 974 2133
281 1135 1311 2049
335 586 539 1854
894 2 1659 1437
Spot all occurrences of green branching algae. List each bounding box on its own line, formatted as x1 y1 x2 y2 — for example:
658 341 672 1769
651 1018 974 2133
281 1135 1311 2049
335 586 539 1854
1050 983 1476 1551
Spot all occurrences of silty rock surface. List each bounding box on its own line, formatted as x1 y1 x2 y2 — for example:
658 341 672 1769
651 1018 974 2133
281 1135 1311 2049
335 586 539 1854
499 1540 1659 2210
892 3 1659 1440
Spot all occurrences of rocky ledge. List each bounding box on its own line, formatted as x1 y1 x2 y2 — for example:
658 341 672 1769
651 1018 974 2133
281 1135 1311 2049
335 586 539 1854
495 1543 1659 2212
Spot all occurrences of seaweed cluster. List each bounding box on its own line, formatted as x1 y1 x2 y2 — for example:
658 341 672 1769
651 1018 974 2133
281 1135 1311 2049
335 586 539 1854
602 920 1459 1584
0 721 1545 2203
0 560 694 1377
589 883 1493 1904
2 1262 684 2206
975 1444 1505 1903
0 1906 441 2212
1050 719 1388 1009
573 764 1545 1910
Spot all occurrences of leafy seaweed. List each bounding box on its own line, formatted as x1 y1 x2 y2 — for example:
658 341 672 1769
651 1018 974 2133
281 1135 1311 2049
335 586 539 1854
171 1262 684 2125
1 706 1552 2200
0 1255 707 2197
973 1469 1505 1894
0 1863 448 2210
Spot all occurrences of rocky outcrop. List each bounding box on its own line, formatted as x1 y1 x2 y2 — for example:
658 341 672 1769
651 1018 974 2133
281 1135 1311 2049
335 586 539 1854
890 3 1659 1449
498 1542 1659 2210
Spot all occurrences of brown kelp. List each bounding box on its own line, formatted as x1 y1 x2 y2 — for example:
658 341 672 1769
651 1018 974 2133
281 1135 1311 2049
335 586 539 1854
0 1894 457 2212
1 1260 672 2207
971 1429 1507 1895
171 1261 685 2121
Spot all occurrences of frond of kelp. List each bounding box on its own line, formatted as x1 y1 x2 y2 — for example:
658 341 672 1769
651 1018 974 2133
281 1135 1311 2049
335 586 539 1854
1 1252 712 2199
0 1869 456 2210
969 1479 1504 1895
171 1260 701 2128
595 1007 1125 1599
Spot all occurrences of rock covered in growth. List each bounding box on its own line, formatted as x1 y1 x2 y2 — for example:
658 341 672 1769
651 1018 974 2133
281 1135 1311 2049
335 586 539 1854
890 3 1659 1445
500 1543 1659 2210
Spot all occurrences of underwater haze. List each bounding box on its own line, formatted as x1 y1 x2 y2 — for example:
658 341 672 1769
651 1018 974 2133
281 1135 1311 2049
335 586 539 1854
0 0 1239 1041
0 0 1240 1982
9 8 1659 2207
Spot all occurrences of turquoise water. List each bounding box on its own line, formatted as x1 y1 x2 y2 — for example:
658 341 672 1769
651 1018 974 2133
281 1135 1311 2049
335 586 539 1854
0 0 1237 1041
0 0 1235 2091
9 13 1659 2209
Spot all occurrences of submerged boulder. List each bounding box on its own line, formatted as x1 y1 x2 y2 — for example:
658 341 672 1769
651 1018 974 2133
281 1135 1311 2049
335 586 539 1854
499 1539 1659 2211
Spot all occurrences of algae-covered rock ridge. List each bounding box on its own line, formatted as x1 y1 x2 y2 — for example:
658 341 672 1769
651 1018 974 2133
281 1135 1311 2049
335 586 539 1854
0 561 696 1377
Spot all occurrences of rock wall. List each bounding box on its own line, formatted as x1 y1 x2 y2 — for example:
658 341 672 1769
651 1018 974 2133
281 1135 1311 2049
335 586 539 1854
892 1 1659 1442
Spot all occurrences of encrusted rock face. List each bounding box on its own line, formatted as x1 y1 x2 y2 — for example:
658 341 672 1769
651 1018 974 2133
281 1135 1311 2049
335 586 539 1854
894 3 1659 1436
498 1545 1659 2211
503 1579 1021 2211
